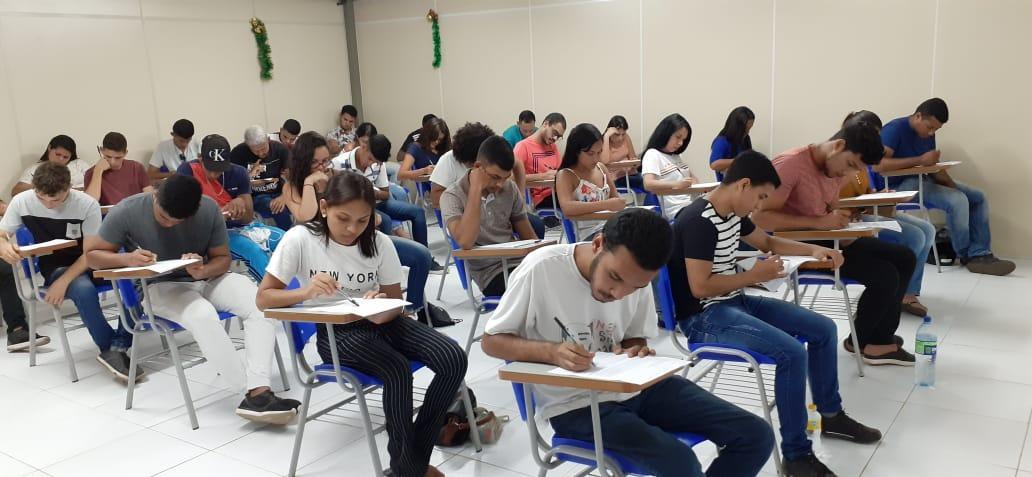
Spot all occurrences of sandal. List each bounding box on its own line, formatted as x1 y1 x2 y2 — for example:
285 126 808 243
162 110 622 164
901 300 928 317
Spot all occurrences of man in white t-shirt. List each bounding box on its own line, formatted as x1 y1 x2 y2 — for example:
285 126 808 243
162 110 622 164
148 119 200 181
429 122 493 209
482 209 773 477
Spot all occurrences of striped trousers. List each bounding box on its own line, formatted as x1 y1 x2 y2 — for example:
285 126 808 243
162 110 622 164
317 317 468 477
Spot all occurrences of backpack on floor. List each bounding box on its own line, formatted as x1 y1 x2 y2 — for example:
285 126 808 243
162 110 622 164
929 227 957 266
436 388 509 446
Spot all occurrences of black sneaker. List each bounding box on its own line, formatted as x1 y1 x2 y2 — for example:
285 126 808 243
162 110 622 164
821 411 882 444
862 347 915 366
784 453 837 477
966 254 1016 276
236 389 301 425
842 335 904 353
430 259 445 273
417 302 460 328
6 327 50 352
96 350 145 382
542 216 562 228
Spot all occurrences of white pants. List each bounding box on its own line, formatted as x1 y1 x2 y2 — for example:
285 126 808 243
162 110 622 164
146 273 275 393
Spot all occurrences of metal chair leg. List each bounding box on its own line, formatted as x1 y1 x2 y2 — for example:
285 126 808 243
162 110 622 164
125 330 141 410
27 306 37 367
274 342 290 391
164 329 199 429
464 309 482 354
287 385 314 477
354 389 385 476
460 382 483 452
436 250 452 301
754 364 784 476
51 309 78 382
841 286 864 377
707 361 724 393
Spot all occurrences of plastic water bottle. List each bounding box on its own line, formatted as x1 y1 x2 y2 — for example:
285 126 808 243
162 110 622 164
915 316 937 387
805 403 821 436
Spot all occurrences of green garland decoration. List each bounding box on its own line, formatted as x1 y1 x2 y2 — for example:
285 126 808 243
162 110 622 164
427 9 441 68
250 17 273 80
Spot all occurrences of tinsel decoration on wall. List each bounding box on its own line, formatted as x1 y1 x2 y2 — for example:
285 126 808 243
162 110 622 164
250 17 273 80
427 9 441 68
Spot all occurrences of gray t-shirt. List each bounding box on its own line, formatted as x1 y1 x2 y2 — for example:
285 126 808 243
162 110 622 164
440 173 527 289
98 192 229 282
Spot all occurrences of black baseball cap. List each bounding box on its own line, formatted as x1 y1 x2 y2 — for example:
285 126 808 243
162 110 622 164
200 134 232 172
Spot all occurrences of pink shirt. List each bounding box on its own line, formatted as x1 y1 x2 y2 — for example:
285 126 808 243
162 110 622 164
514 137 560 206
770 146 846 217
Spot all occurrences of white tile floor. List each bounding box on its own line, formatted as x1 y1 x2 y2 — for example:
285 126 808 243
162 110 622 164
1 225 1030 476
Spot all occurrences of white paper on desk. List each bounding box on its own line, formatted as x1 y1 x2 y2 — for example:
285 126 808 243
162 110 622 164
937 161 962 167
115 258 200 274
18 239 76 253
689 181 721 190
291 298 411 318
477 239 544 250
740 256 819 292
845 191 917 202
549 352 687 386
844 221 902 233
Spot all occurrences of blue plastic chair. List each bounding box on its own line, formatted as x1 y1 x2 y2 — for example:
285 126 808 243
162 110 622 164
279 285 482 477
112 276 289 430
433 208 452 301
11 227 115 382
443 235 502 353
784 268 865 377
510 378 705 476
655 266 794 475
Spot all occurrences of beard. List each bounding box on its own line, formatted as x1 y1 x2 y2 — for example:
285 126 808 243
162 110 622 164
588 253 615 303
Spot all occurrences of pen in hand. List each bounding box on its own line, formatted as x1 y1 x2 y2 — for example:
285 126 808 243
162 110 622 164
336 288 360 307
554 317 596 367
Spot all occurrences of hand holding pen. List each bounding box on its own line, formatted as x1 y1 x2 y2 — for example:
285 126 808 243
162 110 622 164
553 317 595 372
125 236 157 266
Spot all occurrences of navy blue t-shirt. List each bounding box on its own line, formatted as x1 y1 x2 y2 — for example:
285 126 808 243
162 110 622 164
879 117 936 189
709 135 752 182
406 142 440 169
176 160 252 227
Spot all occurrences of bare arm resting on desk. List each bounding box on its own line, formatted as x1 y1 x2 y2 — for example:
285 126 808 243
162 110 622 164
751 188 849 231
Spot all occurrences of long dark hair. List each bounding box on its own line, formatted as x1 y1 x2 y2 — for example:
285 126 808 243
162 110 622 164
417 117 452 155
606 115 629 131
716 106 754 152
355 122 377 140
288 131 328 202
645 113 692 155
303 172 379 258
559 123 603 170
39 134 78 162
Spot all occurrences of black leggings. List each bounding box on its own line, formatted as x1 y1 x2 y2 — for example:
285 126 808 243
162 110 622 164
317 317 468 477
0 264 27 330
839 237 916 347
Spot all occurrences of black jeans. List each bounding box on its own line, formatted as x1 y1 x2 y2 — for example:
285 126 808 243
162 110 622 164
839 237 916 347
0 265 27 330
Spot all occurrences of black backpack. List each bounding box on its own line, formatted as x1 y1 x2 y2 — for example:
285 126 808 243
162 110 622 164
928 227 957 266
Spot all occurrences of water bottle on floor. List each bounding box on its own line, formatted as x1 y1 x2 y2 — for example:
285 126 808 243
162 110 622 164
915 316 937 387
805 403 821 436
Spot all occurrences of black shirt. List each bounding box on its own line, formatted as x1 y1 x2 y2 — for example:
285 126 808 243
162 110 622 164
667 198 756 320
230 141 289 195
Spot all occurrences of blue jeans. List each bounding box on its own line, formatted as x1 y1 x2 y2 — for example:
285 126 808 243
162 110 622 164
252 193 294 230
46 267 132 352
388 235 429 313
377 199 429 247
388 183 409 203
384 161 401 184
550 375 774 477
866 214 934 295
228 223 284 281
679 294 843 460
897 177 992 258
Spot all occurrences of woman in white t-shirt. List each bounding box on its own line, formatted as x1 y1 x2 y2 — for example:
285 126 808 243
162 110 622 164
12 135 91 196
555 123 625 240
641 113 699 217
257 172 466 477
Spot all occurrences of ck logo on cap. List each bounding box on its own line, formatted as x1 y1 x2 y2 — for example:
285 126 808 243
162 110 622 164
208 149 227 162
